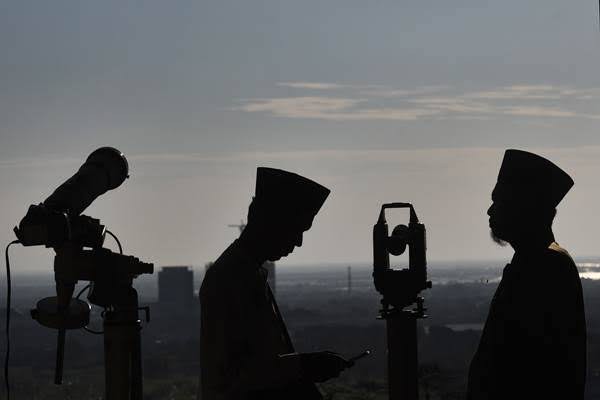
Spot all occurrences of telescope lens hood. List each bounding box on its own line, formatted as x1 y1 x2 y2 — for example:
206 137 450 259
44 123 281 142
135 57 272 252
86 147 129 190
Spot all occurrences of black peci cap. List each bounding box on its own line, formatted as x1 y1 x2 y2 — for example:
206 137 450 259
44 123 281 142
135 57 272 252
493 149 574 208
254 167 330 217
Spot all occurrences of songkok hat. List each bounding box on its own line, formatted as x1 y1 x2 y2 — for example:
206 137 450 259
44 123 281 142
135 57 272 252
493 149 573 208
254 167 330 217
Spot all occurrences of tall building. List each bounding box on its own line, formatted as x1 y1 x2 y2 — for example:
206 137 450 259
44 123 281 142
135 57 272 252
158 266 194 308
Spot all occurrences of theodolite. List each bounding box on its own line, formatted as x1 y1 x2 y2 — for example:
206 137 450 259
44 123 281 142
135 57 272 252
373 203 432 400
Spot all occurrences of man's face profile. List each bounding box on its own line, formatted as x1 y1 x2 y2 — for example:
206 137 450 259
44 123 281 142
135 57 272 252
487 195 513 246
264 213 313 261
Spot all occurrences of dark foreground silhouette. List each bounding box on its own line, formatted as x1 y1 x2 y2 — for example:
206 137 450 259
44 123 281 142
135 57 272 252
199 167 351 400
467 150 586 400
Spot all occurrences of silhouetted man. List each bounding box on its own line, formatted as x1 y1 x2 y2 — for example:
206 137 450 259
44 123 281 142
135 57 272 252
467 150 586 400
199 167 351 400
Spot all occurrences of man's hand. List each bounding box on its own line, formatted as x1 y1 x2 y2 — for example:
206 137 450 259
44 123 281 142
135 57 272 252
299 351 353 383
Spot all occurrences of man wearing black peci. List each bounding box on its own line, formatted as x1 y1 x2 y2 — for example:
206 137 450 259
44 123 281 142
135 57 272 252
199 167 351 400
467 149 586 399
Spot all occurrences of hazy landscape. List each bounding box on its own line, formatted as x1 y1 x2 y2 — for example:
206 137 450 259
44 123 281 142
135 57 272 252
3 259 600 399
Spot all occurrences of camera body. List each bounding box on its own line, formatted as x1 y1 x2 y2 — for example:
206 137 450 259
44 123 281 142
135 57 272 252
14 204 106 249
373 203 431 311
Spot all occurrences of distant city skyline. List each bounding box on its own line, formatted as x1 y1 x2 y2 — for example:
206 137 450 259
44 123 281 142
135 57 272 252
2 1 600 271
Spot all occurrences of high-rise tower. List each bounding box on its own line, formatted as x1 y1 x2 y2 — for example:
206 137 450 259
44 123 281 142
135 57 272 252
158 266 194 308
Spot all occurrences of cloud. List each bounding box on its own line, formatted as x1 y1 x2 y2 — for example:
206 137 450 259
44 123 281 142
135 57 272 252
237 96 363 118
500 106 579 118
277 82 346 90
236 83 600 122
464 85 600 102
408 97 493 114
237 96 440 121
332 108 440 121
92 145 600 171
465 85 562 100
362 85 450 98
0 156 81 169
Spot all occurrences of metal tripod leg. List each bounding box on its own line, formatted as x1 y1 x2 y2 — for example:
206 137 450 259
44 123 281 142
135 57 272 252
130 318 143 400
386 310 418 400
103 288 143 400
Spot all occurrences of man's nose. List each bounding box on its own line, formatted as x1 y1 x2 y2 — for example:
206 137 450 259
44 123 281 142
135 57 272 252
295 233 303 247
487 203 494 217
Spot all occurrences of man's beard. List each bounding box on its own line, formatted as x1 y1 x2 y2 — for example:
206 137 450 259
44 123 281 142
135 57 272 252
490 230 507 247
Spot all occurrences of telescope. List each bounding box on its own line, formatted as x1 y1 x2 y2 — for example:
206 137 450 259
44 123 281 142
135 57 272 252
12 147 153 400
15 147 129 248
372 203 432 400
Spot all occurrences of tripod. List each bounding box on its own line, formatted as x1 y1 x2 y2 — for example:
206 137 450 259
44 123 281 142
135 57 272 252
372 203 431 400
380 298 426 400
32 244 153 400
10 146 151 399
101 285 148 400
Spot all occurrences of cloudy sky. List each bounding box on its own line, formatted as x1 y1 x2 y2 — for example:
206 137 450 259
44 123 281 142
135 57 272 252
2 0 600 273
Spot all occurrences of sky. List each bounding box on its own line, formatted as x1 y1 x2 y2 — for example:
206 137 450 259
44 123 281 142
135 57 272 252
2 0 600 273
